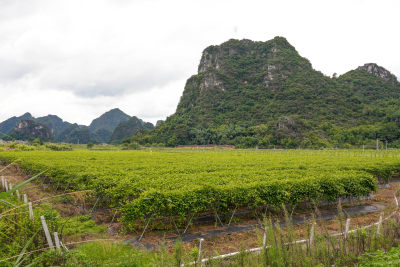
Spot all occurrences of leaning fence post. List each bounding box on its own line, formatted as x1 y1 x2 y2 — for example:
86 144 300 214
395 194 399 208
40 216 55 250
198 238 204 266
344 218 351 239
377 213 383 235
28 202 34 220
53 232 61 250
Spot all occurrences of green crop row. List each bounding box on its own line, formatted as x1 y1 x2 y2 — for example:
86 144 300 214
0 149 398 228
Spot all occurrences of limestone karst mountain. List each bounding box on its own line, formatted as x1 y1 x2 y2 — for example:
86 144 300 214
130 37 400 148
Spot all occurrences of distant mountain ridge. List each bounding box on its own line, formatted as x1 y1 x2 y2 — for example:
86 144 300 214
0 108 153 144
110 116 154 143
89 108 131 143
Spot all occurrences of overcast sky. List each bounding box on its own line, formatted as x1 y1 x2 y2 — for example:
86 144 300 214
0 0 399 125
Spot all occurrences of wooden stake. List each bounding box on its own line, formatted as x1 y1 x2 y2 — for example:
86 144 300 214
310 222 315 247
263 226 267 247
53 232 61 250
1 176 4 189
377 213 383 235
40 216 54 249
344 218 351 239
5 180 8 191
16 189 20 200
28 202 34 220
9 184 13 195
23 194 28 204
395 195 399 208
198 238 204 265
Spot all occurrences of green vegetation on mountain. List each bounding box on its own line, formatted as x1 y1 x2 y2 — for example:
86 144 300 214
57 124 101 144
89 108 130 143
8 120 52 141
35 115 72 139
130 37 400 148
0 112 33 137
0 108 150 144
110 116 154 143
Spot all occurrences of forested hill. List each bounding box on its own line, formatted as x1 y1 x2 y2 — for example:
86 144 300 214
131 36 400 148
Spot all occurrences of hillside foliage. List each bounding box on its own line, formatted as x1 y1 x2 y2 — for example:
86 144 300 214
130 37 400 148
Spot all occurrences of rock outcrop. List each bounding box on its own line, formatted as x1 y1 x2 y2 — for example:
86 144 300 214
10 120 51 141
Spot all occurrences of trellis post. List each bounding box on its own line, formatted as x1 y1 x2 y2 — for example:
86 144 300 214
28 202 34 220
377 213 383 235
53 232 61 250
40 216 55 250
309 222 315 247
198 238 204 266
344 218 351 239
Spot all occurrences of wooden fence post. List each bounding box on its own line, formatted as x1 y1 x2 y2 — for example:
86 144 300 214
198 238 204 266
344 218 351 239
395 194 399 208
310 222 316 247
23 194 28 204
40 216 55 250
16 189 20 200
5 180 8 191
53 232 61 250
377 213 383 235
28 202 34 220
263 226 267 247
1 176 4 189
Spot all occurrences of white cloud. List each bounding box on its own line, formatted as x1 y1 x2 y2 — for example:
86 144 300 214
0 0 399 125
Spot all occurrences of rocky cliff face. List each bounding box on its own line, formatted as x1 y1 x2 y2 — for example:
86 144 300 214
10 120 51 140
357 63 398 84
0 112 34 137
